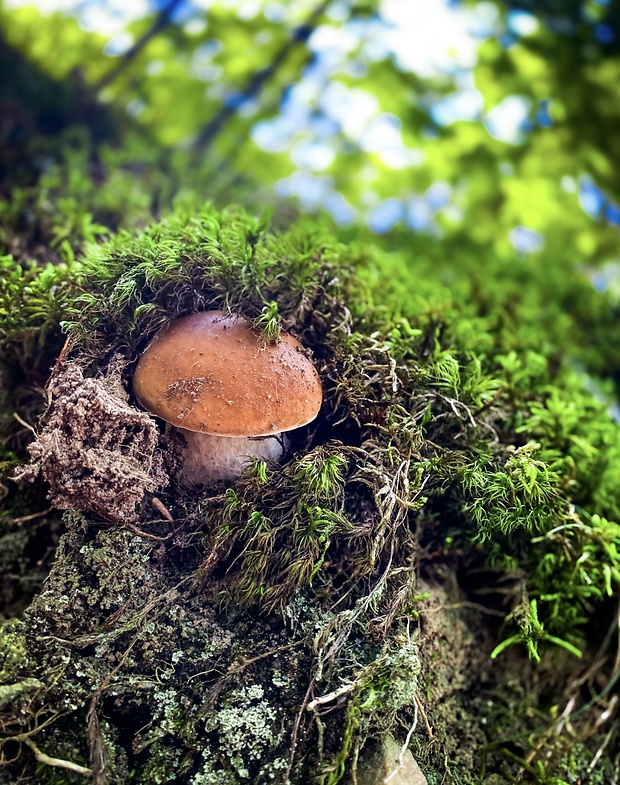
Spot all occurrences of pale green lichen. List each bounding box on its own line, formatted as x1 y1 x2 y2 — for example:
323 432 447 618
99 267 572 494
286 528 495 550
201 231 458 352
271 670 290 688
205 684 282 778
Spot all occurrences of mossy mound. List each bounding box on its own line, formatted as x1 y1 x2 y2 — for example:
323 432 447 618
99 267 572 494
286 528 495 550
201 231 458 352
1 205 619 783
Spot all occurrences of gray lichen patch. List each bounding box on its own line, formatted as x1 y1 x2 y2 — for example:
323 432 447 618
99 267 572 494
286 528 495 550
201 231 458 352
204 684 283 777
14 361 166 522
0 502 423 784
0 518 320 784
27 519 161 638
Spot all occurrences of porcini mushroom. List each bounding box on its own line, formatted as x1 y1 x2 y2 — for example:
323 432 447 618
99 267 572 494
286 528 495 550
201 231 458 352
133 311 323 485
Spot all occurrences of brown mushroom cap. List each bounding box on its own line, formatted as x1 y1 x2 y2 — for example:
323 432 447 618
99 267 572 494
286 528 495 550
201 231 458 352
133 311 322 437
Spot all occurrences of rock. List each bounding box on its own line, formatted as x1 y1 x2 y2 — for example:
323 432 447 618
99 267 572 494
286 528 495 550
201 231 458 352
352 735 428 785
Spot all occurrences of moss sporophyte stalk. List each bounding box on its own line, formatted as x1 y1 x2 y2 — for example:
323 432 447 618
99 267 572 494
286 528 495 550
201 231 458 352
1 204 620 783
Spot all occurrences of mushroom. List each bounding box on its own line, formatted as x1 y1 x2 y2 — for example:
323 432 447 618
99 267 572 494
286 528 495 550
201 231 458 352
133 311 323 485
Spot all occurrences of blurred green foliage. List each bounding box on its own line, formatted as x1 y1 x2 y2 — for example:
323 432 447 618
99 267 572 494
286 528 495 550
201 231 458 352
2 0 620 264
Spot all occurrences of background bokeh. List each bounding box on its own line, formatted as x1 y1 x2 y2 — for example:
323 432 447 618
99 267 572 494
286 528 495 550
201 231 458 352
3 0 620 273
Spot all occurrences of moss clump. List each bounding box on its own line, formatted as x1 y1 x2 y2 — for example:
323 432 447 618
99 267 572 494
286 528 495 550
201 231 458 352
0 619 27 684
1 204 619 783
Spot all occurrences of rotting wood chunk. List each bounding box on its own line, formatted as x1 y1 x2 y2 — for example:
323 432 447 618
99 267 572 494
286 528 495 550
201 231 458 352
14 361 165 521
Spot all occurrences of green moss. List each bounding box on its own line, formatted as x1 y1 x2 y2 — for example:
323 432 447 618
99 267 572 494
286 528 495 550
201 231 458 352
4 202 619 642
2 201 620 782
0 618 27 683
552 743 612 784
58 206 341 359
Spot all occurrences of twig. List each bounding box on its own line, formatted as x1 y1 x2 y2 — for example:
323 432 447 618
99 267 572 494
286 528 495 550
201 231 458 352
13 412 36 434
284 678 314 784
307 681 357 711
124 522 172 542
23 738 93 778
0 711 66 745
188 640 300 683
587 705 618 774
3 507 53 524
86 704 107 785
413 693 434 741
552 696 576 738
94 0 184 92
384 704 418 783
192 0 331 151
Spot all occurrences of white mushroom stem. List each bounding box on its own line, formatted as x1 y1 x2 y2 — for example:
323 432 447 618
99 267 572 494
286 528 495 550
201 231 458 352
179 430 284 486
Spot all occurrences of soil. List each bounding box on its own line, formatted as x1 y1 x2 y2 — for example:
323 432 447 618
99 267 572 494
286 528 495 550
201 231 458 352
13 360 166 522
